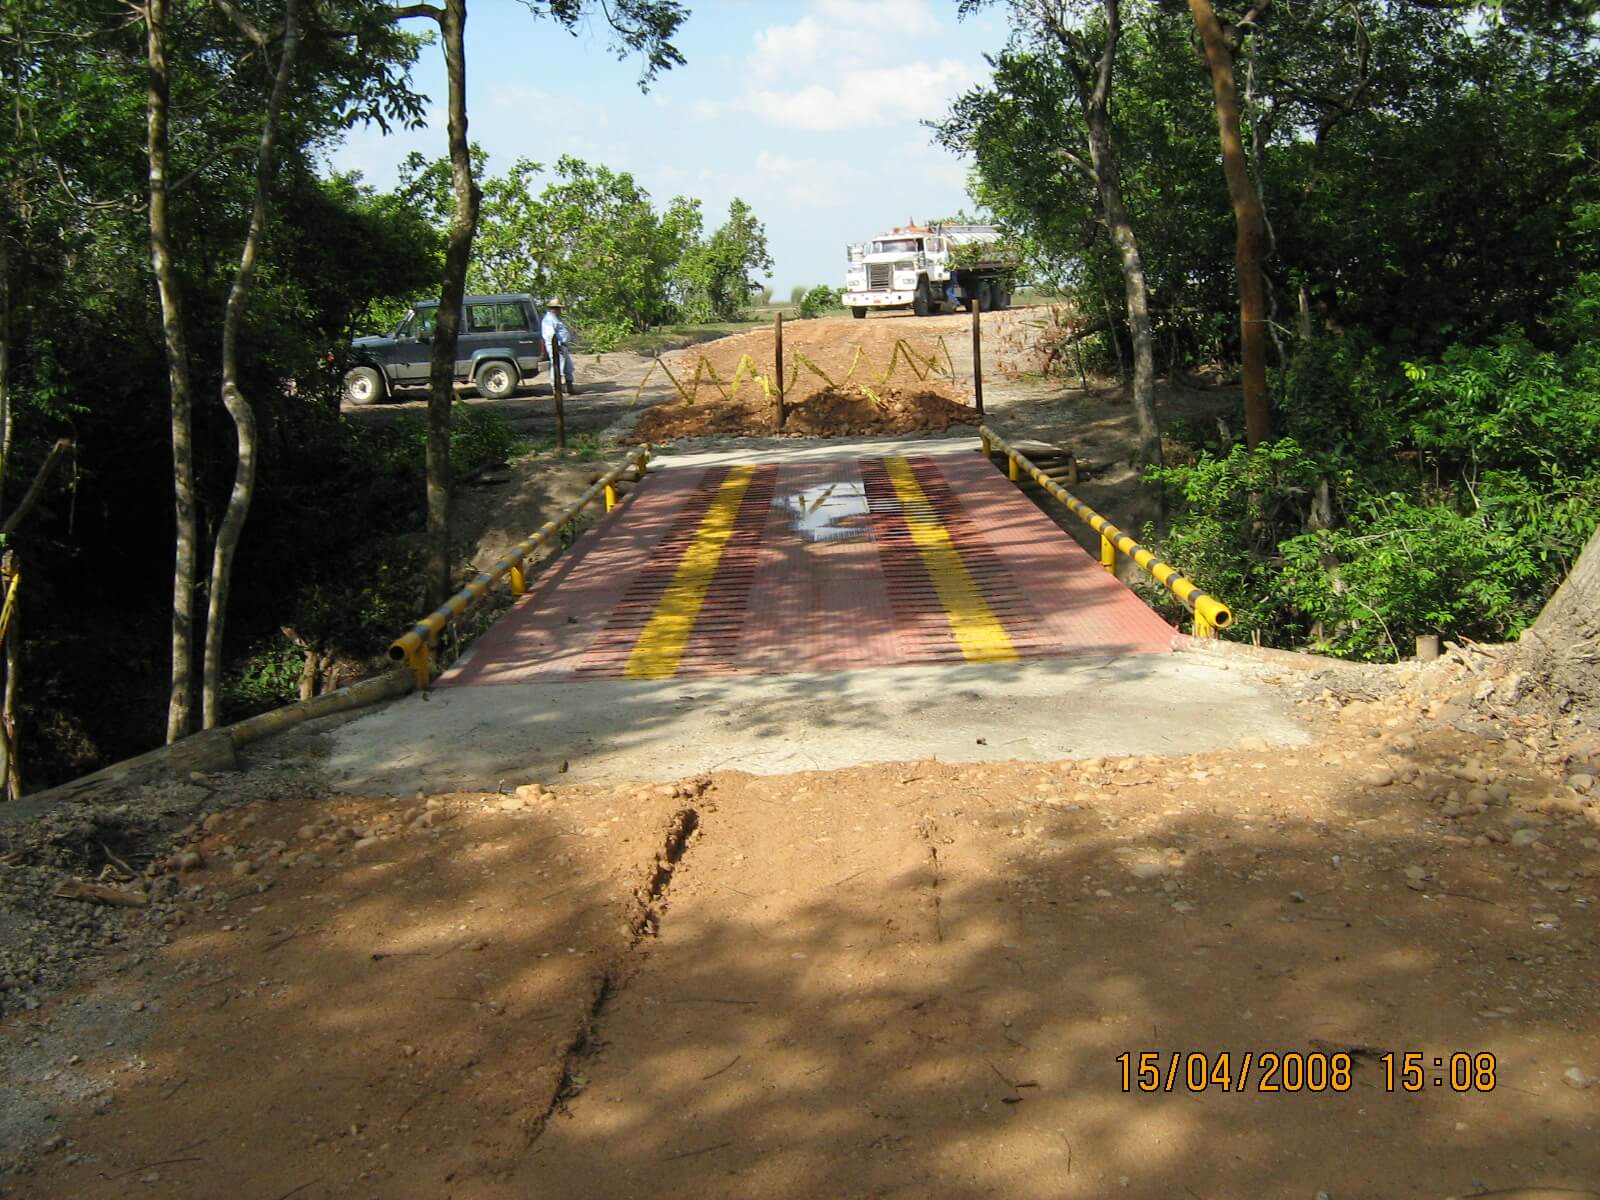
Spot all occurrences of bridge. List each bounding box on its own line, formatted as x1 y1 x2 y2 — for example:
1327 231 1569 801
311 434 1299 795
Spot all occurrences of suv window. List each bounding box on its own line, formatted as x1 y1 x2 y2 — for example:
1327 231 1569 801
396 308 438 339
494 302 529 331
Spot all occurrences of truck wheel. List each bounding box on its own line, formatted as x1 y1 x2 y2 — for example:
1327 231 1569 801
852 307 867 320
993 284 1010 311
912 279 931 318
343 366 384 406
979 281 996 312
475 360 517 400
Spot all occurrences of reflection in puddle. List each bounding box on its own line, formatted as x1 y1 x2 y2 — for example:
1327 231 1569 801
777 481 872 544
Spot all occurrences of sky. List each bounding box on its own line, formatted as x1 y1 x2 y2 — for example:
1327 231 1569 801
326 0 1014 295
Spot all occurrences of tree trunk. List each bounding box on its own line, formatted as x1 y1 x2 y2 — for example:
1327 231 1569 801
3 576 18 802
1188 0 1270 449
1480 523 1600 745
424 0 481 612
1044 0 1161 468
0 241 9 798
201 0 298 730
1084 117 1160 466
0 229 11 510
145 0 200 743
1534 526 1600 643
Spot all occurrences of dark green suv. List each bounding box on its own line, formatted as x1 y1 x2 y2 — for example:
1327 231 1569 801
343 293 546 405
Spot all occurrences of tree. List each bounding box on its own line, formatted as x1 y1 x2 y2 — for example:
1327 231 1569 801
674 198 773 322
389 0 688 612
473 156 698 342
142 0 201 742
1516 521 1600 731
1186 0 1269 447
199 0 300 729
944 0 1163 466
391 0 477 614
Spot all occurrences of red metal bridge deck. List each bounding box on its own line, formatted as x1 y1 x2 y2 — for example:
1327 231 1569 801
438 452 1176 687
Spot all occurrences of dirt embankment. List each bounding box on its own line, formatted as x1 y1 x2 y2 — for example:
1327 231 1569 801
630 314 981 442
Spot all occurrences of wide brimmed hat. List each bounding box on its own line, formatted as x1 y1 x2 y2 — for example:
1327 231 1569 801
546 297 565 308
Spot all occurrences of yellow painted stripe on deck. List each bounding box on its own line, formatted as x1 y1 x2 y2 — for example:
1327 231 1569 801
883 457 1018 662
624 465 758 680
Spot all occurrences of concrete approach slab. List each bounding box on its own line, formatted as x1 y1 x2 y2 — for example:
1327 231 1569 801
316 652 1311 796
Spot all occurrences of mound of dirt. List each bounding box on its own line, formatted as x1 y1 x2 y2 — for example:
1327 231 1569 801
625 314 982 441
630 383 979 442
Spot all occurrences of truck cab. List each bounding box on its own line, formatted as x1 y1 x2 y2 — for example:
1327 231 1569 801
344 292 547 405
842 223 1011 318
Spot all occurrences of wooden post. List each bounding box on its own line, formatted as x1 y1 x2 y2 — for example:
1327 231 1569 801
552 360 566 450
774 310 785 429
970 297 984 417
1415 634 1441 661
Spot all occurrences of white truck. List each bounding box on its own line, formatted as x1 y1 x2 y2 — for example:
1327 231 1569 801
842 222 1014 318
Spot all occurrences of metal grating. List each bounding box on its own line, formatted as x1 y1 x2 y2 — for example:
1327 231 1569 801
573 464 777 678
858 456 1055 663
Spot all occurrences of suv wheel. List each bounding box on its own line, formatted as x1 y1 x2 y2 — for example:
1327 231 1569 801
343 366 384 406
476 360 517 400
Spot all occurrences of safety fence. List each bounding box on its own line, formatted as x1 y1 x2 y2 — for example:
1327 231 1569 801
633 336 958 412
388 445 652 686
978 425 1232 638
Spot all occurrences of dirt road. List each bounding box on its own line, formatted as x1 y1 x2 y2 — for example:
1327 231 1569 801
6 688 1598 1199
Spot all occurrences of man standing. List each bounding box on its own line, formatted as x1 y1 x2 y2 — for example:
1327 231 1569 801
541 298 577 396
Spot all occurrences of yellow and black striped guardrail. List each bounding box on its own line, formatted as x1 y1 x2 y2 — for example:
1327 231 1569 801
389 445 652 687
978 425 1231 638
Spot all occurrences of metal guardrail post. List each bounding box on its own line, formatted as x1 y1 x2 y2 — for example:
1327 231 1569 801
978 425 1231 637
388 445 651 685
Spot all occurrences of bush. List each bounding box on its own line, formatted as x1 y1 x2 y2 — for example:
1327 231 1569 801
1145 274 1600 661
789 284 808 306
388 403 528 481
799 285 841 319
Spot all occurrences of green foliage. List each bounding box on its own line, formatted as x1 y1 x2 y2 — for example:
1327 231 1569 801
387 404 527 481
1149 278 1600 660
567 434 605 462
798 286 842 319
224 639 308 714
672 198 774 323
789 284 808 306
407 153 769 346
1143 439 1331 646
1277 491 1562 661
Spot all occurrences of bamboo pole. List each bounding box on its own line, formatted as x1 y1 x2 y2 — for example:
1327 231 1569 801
552 360 566 449
774 310 786 429
970 297 984 417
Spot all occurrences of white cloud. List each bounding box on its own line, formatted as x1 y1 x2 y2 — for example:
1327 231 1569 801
742 59 977 131
727 0 975 131
754 15 825 63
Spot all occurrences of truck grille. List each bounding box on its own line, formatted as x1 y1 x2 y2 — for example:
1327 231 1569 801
868 264 894 291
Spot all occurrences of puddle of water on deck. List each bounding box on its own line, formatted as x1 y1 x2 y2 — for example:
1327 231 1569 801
776 481 872 544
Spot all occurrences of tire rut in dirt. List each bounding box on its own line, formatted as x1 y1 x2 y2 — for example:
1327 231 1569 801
524 801 704 1146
